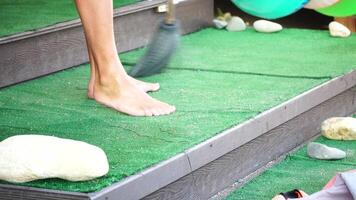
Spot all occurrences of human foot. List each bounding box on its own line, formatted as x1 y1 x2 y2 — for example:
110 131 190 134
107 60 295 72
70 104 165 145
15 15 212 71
88 75 160 99
128 76 160 93
93 76 175 116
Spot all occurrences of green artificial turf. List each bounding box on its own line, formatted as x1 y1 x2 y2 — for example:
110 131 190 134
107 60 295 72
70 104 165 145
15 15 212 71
0 28 355 193
225 123 356 200
121 28 356 78
0 0 140 37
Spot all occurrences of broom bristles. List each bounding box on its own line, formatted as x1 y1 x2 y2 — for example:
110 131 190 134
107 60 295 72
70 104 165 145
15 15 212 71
129 21 180 77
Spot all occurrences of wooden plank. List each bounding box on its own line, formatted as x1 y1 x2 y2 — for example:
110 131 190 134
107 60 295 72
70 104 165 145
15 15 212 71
0 184 89 200
89 153 191 200
141 174 197 200
0 0 214 88
145 86 356 200
114 0 213 53
0 26 88 88
0 0 166 44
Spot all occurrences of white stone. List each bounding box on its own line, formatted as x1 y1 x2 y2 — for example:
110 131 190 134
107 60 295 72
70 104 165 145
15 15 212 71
213 19 228 29
226 16 246 32
304 0 340 9
0 135 109 183
329 21 351 38
253 20 283 33
307 142 346 160
173 0 187 4
322 117 356 140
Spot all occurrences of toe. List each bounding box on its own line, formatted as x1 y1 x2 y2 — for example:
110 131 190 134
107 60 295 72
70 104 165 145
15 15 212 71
112 103 146 117
151 108 163 116
144 109 154 117
151 83 160 91
162 104 175 115
168 105 176 114
145 83 160 92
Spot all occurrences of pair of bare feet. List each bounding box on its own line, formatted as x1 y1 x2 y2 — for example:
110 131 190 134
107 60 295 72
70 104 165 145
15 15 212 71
86 60 176 117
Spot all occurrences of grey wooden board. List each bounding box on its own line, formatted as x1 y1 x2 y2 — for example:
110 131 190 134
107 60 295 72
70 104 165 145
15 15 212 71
0 0 214 88
0 184 89 200
144 86 356 200
89 153 192 200
0 0 166 44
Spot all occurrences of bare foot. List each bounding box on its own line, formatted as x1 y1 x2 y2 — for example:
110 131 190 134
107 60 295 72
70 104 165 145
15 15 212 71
88 75 160 99
93 75 175 116
128 76 160 92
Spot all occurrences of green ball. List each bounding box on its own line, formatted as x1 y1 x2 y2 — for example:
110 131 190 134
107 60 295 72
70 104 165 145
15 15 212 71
230 0 309 19
316 0 356 17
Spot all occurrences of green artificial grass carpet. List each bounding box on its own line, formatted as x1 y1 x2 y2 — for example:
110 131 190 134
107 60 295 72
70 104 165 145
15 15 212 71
0 28 355 193
0 0 140 37
225 122 356 200
121 28 356 77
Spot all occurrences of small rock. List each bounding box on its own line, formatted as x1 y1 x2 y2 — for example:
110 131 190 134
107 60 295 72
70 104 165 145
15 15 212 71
307 142 346 160
0 135 109 183
253 20 283 33
322 117 356 140
329 21 351 38
213 19 228 29
226 16 246 32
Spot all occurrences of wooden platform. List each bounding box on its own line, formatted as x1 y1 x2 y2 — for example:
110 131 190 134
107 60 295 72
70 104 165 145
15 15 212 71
0 1 355 199
0 0 213 88
0 70 355 200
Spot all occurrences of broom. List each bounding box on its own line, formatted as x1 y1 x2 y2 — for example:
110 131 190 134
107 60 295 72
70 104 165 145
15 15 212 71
128 0 180 77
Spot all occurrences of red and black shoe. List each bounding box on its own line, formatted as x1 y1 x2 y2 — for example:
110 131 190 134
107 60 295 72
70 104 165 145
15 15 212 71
272 189 308 200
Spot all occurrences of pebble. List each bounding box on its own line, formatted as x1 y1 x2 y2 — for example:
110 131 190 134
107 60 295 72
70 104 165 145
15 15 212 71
322 117 356 140
253 20 283 33
307 142 346 160
329 21 351 38
226 16 246 32
213 19 228 29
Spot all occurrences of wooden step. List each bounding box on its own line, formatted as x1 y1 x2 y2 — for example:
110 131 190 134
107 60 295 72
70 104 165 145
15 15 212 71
0 0 213 88
0 70 355 200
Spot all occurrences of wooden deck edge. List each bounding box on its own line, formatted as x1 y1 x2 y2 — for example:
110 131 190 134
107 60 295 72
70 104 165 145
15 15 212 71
0 0 166 44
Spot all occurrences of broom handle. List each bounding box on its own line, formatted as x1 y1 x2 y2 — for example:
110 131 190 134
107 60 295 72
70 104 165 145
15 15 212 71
165 0 175 24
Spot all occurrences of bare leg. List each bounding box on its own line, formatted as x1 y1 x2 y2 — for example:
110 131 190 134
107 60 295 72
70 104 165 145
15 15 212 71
75 0 175 116
86 45 160 99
